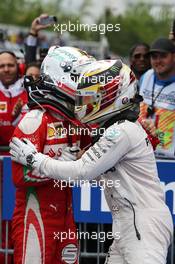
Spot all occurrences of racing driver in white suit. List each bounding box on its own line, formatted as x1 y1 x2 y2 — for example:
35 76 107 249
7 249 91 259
10 60 173 264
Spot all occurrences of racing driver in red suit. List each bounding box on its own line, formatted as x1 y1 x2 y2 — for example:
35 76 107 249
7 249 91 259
11 46 96 264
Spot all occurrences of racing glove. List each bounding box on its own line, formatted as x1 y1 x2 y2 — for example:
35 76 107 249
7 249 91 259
9 137 46 170
10 137 80 170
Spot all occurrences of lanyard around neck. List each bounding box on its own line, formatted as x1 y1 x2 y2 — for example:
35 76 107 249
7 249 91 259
147 80 167 117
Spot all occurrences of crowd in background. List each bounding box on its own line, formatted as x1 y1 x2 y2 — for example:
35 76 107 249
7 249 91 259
0 13 175 264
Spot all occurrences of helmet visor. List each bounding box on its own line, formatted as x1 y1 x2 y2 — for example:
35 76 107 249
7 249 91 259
75 89 101 121
76 93 97 106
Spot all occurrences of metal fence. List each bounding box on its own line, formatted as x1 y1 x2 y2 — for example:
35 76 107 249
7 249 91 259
0 221 13 263
0 221 111 264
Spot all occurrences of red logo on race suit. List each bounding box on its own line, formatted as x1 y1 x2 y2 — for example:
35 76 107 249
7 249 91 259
45 147 62 158
61 244 78 264
0 102 7 112
47 122 66 139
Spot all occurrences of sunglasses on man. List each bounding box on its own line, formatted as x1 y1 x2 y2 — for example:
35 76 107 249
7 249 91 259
133 53 150 60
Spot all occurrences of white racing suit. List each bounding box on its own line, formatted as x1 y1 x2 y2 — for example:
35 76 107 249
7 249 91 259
30 120 174 264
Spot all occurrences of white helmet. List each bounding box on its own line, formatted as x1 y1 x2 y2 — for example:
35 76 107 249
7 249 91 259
26 46 96 119
75 59 142 124
40 46 95 98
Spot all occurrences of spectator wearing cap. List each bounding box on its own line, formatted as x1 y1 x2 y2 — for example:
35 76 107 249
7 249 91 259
129 42 151 80
139 37 175 159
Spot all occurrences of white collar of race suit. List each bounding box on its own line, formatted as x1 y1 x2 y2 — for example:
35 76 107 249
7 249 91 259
0 78 24 97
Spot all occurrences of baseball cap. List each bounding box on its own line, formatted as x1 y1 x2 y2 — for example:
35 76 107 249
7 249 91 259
149 38 175 54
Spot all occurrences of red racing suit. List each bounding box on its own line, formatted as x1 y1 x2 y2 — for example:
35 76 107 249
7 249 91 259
0 79 28 148
12 109 79 264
